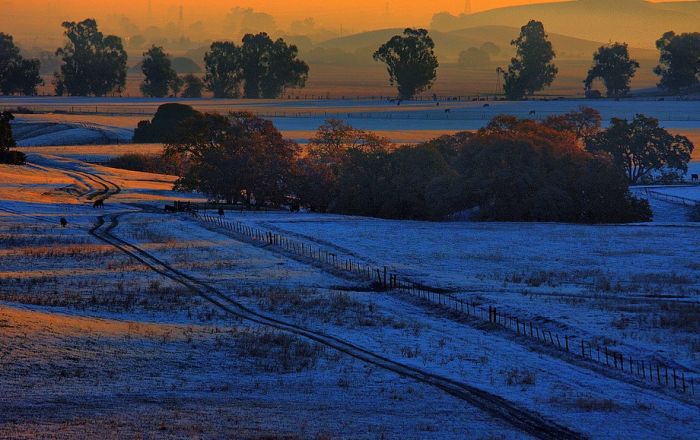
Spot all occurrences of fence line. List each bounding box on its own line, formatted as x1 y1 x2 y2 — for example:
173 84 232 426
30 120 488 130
193 210 696 398
644 189 698 207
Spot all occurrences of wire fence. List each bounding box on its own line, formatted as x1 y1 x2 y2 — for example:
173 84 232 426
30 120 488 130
193 209 697 398
643 189 699 207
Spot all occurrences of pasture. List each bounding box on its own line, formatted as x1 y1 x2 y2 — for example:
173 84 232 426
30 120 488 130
1 97 700 438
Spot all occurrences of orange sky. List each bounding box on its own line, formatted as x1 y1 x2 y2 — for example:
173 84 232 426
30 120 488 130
0 0 688 47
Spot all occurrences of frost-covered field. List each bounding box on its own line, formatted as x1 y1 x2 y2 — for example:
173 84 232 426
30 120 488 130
2 154 700 438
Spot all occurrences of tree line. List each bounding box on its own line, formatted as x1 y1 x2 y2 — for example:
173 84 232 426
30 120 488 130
0 19 308 99
376 22 700 100
115 104 693 223
2 18 698 99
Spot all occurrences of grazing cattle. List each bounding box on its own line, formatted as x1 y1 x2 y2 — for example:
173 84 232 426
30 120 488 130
482 103 490 108
60 217 67 228
396 99 402 106
218 207 225 217
529 110 537 116
444 109 451 113
93 199 104 209
692 174 699 182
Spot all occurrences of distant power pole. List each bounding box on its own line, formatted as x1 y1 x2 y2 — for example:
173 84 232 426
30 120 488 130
465 0 472 14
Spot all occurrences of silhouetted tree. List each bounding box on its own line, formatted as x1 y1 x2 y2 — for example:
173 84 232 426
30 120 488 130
0 112 26 165
204 41 242 98
141 46 178 98
373 28 439 100
654 31 700 93
55 19 127 96
584 43 639 98
181 74 204 98
133 103 200 143
501 20 557 100
240 33 309 99
166 112 299 206
0 33 43 95
586 114 694 184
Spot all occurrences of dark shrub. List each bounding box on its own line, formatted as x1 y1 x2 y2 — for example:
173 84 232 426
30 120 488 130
0 150 26 165
132 103 200 143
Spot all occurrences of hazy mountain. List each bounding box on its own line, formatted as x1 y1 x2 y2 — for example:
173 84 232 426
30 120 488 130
431 0 700 48
316 25 657 63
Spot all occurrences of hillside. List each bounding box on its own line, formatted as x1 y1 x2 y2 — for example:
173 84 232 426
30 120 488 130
316 25 657 62
431 0 700 48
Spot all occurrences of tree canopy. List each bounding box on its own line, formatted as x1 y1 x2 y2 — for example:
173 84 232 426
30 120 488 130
240 33 309 99
204 42 242 98
0 33 43 95
140 46 178 98
501 20 558 100
204 34 309 99
166 112 299 206
373 28 439 100
181 74 205 98
586 114 694 184
654 31 700 93
54 19 128 96
585 43 639 98
295 119 391 212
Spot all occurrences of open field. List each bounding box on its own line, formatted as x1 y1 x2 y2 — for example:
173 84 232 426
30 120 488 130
2 148 700 437
2 95 700 437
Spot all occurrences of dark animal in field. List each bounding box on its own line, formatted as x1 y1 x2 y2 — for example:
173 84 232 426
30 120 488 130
165 205 177 213
218 207 225 217
692 174 699 182
93 199 104 208
60 217 67 228
396 99 402 106
436 102 440 106
482 103 490 108
529 110 537 116
444 109 451 113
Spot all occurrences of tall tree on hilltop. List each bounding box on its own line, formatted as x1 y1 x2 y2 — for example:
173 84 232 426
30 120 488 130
54 19 127 96
240 33 309 99
654 31 700 94
141 46 178 98
204 41 242 98
373 28 439 100
501 20 557 100
204 34 308 99
0 33 43 95
585 43 639 98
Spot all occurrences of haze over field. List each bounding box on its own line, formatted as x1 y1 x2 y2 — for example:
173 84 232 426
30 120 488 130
1 0 697 51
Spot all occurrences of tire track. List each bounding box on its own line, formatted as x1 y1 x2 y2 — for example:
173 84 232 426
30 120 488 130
90 212 584 440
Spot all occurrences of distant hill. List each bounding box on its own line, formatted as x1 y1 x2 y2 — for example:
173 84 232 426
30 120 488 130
316 25 657 63
431 0 700 49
